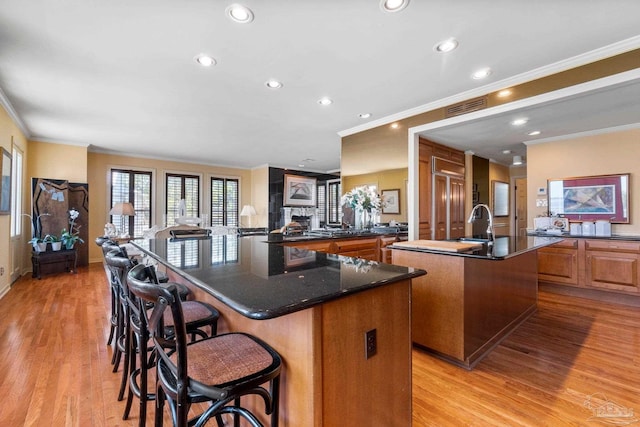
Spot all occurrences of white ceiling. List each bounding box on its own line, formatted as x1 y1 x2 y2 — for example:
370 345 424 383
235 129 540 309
1 1 639 172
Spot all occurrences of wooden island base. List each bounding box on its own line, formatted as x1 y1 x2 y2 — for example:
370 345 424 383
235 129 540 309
393 248 538 369
165 269 412 427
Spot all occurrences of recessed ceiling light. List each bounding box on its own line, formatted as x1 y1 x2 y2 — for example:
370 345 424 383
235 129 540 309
358 113 372 119
472 68 492 80
434 38 458 53
502 149 512 154
317 97 333 106
497 89 512 97
528 130 541 136
194 54 216 67
380 0 409 13
265 79 283 89
225 4 254 23
511 118 528 126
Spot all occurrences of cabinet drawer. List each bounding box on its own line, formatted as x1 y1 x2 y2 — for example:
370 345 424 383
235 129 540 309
331 238 378 253
548 239 578 249
585 239 640 253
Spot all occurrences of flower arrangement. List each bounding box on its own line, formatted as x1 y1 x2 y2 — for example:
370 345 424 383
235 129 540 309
61 208 84 249
340 185 382 213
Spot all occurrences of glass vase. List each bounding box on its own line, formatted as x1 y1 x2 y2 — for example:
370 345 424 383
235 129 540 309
354 208 372 231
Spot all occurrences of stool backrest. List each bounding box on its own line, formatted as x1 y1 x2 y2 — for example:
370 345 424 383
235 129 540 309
127 264 190 394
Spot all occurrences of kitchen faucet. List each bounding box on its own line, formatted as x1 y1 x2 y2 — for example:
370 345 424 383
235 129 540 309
467 204 494 240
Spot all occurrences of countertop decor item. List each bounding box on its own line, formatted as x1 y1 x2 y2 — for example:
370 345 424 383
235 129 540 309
341 185 382 230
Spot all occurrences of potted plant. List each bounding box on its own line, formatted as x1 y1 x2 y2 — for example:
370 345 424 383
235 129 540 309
28 236 47 252
44 234 62 251
61 228 84 250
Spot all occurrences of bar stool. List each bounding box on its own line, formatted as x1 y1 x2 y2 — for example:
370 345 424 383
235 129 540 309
106 251 220 426
127 263 282 427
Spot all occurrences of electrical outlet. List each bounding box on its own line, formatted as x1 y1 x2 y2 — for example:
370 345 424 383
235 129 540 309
365 329 377 359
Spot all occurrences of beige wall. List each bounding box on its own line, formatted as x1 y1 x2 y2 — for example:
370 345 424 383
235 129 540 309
0 105 28 295
27 140 87 183
87 152 254 263
527 128 640 235
343 168 408 223
250 166 269 228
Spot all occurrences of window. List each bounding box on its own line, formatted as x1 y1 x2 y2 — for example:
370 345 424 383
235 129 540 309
10 146 23 237
210 177 239 227
166 174 199 226
110 169 152 238
316 184 326 226
327 179 342 224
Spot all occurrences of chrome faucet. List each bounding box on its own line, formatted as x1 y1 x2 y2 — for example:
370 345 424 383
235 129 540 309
467 204 494 239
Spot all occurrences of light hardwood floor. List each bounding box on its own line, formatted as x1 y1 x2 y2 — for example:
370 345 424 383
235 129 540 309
1 263 639 426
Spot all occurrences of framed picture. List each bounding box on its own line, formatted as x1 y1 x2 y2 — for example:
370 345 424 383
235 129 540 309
284 174 316 207
0 148 11 215
547 173 630 223
381 189 400 214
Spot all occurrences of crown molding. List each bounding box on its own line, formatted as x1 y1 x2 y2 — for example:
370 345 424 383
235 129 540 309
0 86 30 138
339 35 640 137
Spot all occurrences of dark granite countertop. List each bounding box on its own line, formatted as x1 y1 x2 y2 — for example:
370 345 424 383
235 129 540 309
132 235 425 320
527 231 640 241
266 227 407 243
389 235 563 259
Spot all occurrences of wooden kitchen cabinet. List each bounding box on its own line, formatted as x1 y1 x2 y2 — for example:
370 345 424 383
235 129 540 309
537 238 579 286
538 238 640 296
330 238 379 261
584 240 640 294
418 141 432 239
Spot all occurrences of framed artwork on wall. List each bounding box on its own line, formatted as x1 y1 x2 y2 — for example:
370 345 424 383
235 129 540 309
284 174 317 207
547 173 630 223
381 189 400 214
0 148 11 215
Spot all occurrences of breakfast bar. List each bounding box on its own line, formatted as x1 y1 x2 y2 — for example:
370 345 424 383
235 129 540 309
132 235 425 427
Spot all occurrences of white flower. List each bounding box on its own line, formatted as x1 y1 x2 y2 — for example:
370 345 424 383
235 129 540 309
341 185 383 212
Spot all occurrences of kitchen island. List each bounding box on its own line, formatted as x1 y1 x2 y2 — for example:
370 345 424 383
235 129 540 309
391 235 560 369
132 235 424 427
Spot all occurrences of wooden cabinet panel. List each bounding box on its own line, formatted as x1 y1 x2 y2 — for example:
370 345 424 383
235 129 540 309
585 251 640 293
418 142 432 239
538 246 579 285
539 238 640 295
449 177 466 239
433 175 448 240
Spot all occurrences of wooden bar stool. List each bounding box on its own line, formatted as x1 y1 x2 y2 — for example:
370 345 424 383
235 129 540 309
127 264 282 427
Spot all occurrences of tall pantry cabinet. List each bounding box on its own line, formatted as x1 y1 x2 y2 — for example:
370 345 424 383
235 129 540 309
418 138 466 240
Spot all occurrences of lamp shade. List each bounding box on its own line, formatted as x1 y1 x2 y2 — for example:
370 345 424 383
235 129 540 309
512 155 523 166
240 205 257 216
109 202 135 216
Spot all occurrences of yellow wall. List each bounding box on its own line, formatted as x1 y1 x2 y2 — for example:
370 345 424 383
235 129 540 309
0 105 28 295
250 166 269 227
527 128 640 235
87 152 254 262
27 140 87 183
343 168 408 223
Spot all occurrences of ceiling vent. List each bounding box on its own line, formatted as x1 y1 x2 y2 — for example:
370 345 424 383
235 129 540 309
445 96 488 118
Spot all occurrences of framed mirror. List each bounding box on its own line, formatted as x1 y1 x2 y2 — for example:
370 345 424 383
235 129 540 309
547 173 630 223
492 181 509 217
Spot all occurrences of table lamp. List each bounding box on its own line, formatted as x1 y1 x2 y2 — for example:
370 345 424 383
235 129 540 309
109 202 135 237
240 205 257 228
